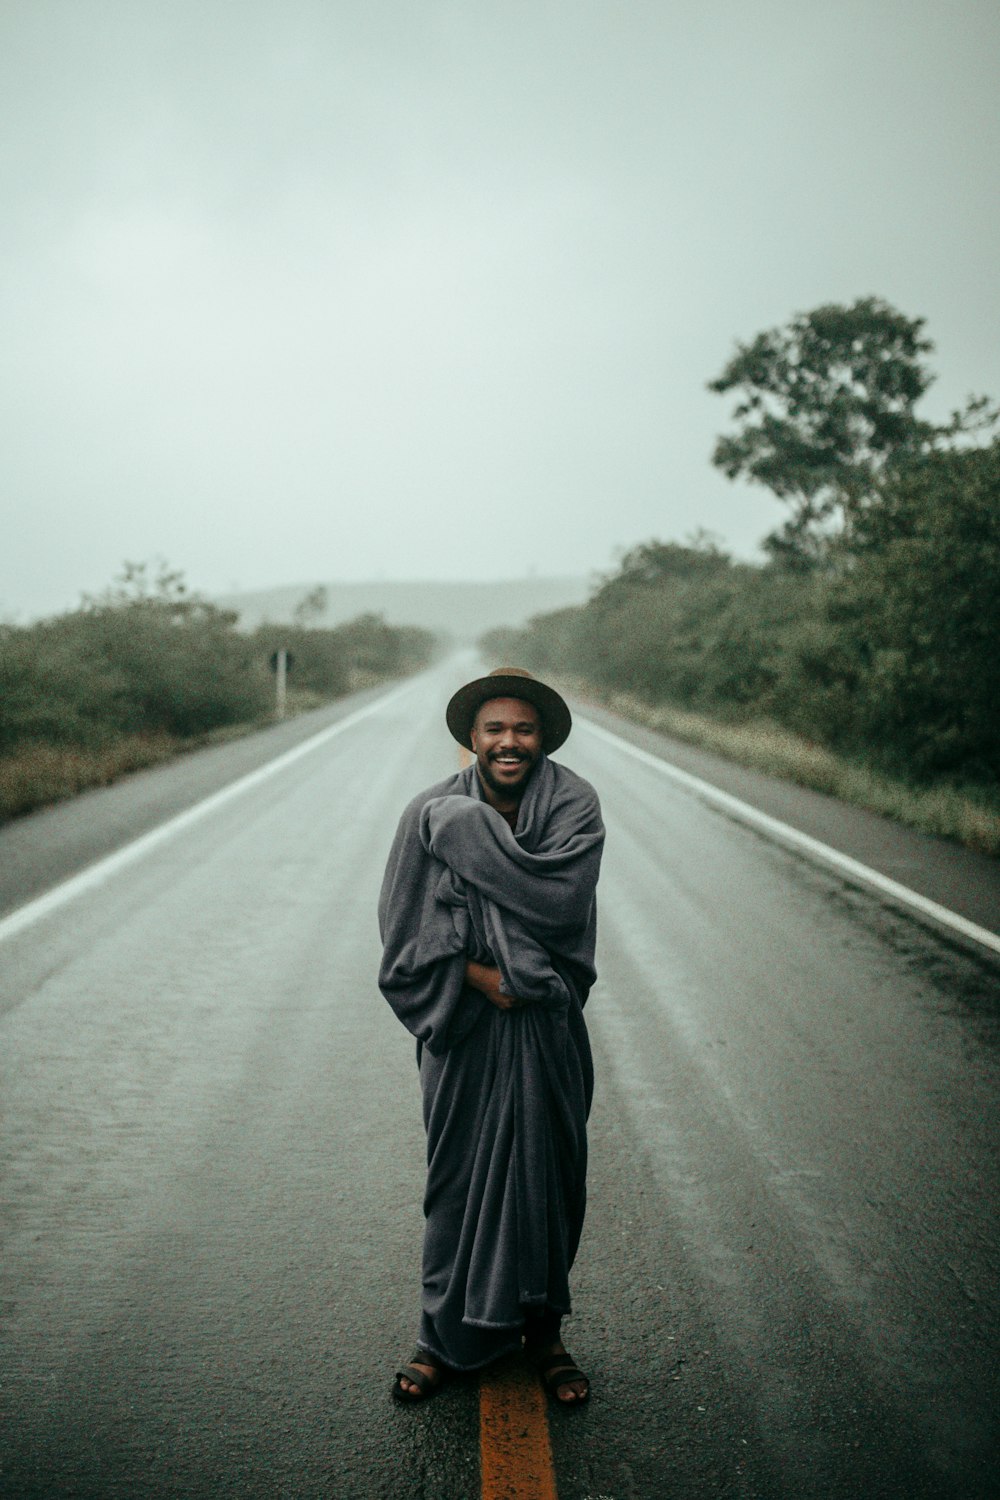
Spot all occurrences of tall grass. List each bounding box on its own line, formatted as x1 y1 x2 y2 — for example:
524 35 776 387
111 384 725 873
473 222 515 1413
0 736 180 820
584 685 1000 855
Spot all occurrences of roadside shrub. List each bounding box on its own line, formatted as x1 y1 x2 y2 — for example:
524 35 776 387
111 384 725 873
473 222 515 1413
0 562 438 820
480 470 999 794
0 599 271 753
250 623 351 698
250 612 435 698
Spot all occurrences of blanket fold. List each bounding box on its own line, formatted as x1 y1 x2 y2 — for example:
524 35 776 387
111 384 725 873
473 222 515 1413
378 754 604 1368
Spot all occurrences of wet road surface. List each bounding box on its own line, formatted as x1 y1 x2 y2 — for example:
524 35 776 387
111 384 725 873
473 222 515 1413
1 660 998 1498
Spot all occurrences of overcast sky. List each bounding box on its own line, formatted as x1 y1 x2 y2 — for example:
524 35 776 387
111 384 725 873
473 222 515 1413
2 0 998 620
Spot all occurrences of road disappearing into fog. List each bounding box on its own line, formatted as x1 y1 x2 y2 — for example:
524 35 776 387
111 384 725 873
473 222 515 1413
1 660 998 1499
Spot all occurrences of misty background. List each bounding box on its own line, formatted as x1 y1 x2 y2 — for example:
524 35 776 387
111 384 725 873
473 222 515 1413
2 0 999 623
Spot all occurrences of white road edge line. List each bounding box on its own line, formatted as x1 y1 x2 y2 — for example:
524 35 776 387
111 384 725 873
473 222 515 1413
576 714 1000 958
0 677 420 947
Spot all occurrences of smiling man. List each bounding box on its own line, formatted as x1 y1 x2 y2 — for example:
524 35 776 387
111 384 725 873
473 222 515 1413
378 667 605 1405
472 696 541 804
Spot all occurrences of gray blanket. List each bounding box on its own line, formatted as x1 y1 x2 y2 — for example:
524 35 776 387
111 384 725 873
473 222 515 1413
378 754 604 1369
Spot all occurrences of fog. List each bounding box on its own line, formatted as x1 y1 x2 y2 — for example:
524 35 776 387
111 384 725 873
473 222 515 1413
2 0 998 620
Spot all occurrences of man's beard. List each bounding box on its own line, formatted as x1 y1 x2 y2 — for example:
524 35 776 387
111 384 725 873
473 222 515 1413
477 751 537 799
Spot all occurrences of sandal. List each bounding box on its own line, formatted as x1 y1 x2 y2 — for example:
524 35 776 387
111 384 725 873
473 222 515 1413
391 1349 447 1403
526 1345 590 1405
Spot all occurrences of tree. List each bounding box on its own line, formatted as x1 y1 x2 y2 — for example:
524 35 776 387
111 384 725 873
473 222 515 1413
293 585 329 626
592 536 731 601
837 438 1000 776
84 558 192 611
708 297 995 565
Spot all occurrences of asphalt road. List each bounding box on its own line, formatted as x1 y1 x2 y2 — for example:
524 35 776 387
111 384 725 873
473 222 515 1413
1 660 998 1499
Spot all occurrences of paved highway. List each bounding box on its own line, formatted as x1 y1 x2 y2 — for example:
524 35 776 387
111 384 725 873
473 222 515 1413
1 660 998 1499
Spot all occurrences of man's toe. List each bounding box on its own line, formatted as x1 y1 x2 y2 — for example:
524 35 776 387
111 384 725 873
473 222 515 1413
558 1382 584 1401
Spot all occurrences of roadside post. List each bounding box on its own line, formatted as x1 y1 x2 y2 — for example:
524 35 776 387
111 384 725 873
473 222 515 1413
268 648 294 719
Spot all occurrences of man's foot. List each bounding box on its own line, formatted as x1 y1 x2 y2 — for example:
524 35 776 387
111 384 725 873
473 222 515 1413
525 1340 590 1404
392 1350 447 1402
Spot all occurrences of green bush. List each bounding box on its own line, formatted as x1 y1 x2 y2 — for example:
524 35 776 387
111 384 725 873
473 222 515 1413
330 612 436 678
0 569 436 767
481 446 1000 793
250 623 350 699
0 598 271 752
839 441 1000 776
250 612 435 697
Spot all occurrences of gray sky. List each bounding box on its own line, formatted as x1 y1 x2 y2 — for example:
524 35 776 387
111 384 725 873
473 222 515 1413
2 0 998 620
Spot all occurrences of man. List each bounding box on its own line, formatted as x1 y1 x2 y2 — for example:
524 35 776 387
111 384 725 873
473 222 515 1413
378 667 604 1405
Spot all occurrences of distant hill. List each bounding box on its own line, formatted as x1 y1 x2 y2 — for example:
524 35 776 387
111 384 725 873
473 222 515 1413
215 576 594 643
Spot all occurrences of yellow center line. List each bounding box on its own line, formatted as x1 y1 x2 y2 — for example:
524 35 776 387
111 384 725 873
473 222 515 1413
480 1355 558 1500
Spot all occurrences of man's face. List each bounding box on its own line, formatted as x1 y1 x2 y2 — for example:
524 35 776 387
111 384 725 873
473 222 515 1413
470 697 542 801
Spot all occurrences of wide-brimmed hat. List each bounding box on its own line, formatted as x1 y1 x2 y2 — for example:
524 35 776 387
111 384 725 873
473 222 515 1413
446 667 572 752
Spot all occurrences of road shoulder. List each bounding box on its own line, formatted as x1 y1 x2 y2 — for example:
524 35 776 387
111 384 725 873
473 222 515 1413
573 697 1000 941
0 681 401 919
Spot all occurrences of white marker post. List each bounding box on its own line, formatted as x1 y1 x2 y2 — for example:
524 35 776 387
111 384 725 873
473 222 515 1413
274 648 288 719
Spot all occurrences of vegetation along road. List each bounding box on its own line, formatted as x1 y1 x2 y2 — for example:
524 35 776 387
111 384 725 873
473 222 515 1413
1 659 998 1499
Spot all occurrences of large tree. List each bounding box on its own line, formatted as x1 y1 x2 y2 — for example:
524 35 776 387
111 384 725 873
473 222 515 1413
840 437 1000 776
708 297 992 564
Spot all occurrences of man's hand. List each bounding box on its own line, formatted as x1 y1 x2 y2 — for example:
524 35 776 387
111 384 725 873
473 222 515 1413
465 960 526 1011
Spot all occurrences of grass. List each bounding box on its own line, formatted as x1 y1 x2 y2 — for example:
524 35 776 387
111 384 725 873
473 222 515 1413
0 717 282 822
568 683 1000 857
0 675 407 823
0 736 183 820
